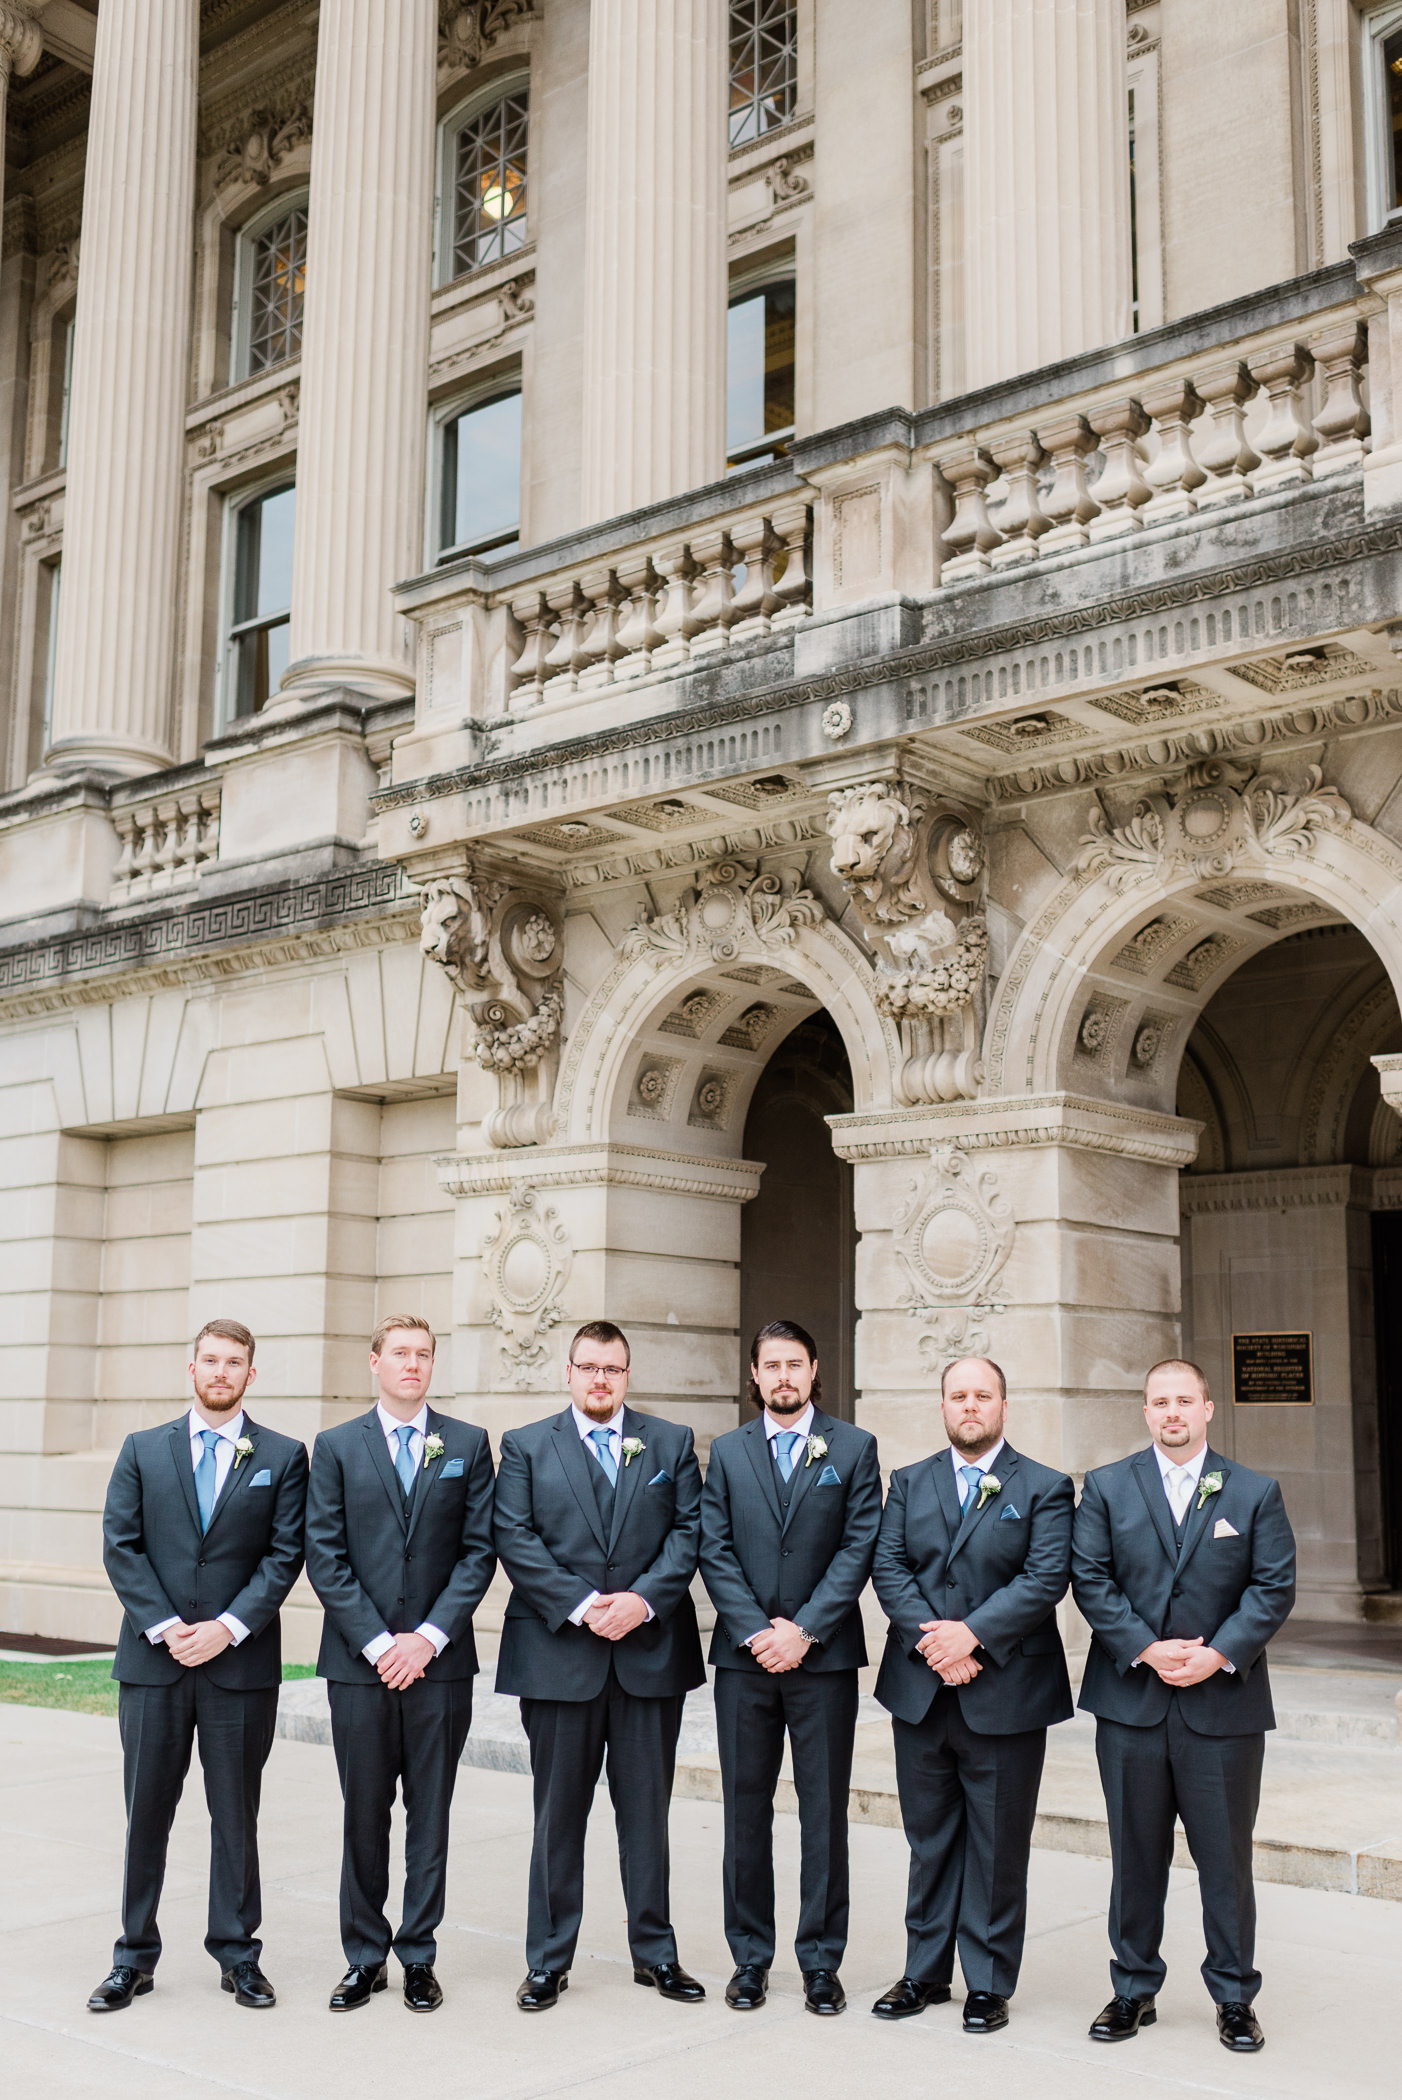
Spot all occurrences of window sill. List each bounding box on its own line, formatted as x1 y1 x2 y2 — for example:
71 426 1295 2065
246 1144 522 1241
432 244 538 319
186 360 303 436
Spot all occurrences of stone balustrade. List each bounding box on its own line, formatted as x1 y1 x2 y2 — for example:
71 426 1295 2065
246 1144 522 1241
110 779 221 902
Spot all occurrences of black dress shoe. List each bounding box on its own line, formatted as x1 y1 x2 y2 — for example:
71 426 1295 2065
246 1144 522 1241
402 1963 442 2012
87 1966 154 2013
725 1965 769 2010
329 1963 388 2011
222 1960 276 2008
802 1969 846 2015
1216 2002 1264 2052
516 1968 569 2011
1089 1994 1157 2042
962 1990 1009 2033
871 1975 951 2019
634 1960 705 2002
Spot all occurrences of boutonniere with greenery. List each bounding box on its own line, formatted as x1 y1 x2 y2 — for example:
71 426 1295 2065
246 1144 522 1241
622 1436 645 1468
805 1433 829 1468
424 1433 445 1463
233 1436 255 1471
1196 1469 1224 1512
976 1472 1002 1512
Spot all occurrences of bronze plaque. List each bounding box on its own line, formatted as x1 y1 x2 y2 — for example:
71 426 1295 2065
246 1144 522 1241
1231 1331 1313 1406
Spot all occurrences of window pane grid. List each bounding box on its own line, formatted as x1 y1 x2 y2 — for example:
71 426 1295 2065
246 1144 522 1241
229 485 294 718
729 0 798 148
453 91 529 276
247 204 308 374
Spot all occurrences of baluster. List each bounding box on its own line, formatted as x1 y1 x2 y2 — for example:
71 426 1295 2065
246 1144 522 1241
1310 321 1369 476
197 788 221 870
130 811 158 898
729 517 780 635
1193 361 1259 506
937 445 1001 580
577 567 625 688
508 590 553 707
768 501 812 625
987 432 1049 566
688 529 737 652
171 795 201 884
1086 400 1151 540
540 580 590 695
612 557 662 679
1140 379 1206 522
152 799 181 889
1247 343 1317 491
651 545 701 669
1036 413 1100 551
111 809 139 901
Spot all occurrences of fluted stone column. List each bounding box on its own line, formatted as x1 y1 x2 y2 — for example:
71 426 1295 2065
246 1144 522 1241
45 0 197 775
278 0 435 704
0 6 43 240
963 0 1132 391
579 0 726 522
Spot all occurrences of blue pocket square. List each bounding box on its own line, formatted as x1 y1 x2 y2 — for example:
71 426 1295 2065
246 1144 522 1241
438 1457 464 1478
816 1464 842 1487
248 1468 271 1488
999 1504 1022 1521
647 1470 673 1487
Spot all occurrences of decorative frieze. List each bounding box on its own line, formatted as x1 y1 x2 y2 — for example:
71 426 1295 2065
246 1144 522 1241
1075 761 1352 892
621 858 823 968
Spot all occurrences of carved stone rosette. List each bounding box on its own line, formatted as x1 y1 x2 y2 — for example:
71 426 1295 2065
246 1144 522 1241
479 1181 572 1388
893 1144 1013 1370
621 858 823 966
1074 760 1352 891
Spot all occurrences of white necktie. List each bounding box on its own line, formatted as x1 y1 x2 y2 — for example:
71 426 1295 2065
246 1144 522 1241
1167 1468 1193 1524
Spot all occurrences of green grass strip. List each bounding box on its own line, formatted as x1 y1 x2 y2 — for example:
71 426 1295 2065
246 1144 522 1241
0 1657 318 1718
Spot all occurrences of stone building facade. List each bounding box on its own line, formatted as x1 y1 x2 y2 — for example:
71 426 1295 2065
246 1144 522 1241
4 0 1402 1653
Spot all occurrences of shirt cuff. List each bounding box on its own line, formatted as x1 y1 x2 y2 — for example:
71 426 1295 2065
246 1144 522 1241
362 1632 395 1664
417 1622 449 1656
568 1591 601 1626
218 1613 250 1646
145 1616 180 1645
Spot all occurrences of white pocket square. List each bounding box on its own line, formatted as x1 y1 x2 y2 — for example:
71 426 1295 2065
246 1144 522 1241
1213 1518 1239 1538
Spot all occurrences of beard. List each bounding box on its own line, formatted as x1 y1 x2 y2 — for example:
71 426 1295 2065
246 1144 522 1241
765 1389 808 1415
194 1384 243 1415
948 1416 999 1455
578 1391 622 1420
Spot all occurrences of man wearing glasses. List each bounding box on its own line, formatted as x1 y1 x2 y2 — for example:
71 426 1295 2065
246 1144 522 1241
493 1321 706 2012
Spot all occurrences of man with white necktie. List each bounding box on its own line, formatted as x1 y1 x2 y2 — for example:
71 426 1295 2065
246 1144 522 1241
91 1320 307 2014
1072 1358 1296 2055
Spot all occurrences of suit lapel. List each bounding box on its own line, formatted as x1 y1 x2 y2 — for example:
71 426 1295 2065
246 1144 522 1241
167 1418 202 1535
202 1417 258 1538
363 1411 409 1530
741 1414 784 1525
947 1443 1021 1567
607 1406 646 1552
405 1410 446 1544
1176 1449 1230 1575
553 1410 610 1552
780 1409 831 1535
1131 1446 1180 1567
930 1445 963 1542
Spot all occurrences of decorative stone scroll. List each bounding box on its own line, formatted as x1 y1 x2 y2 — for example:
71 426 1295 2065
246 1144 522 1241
215 105 312 190
416 865 564 1083
621 858 823 967
893 1143 1014 1317
439 0 535 79
1074 761 1352 892
480 1181 572 1388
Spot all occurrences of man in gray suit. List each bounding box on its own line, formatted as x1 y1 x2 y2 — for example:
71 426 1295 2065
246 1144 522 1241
494 1320 706 2011
699 1319 881 2017
870 1356 1073 2036
305 1315 495 2015
1073 1357 1296 2054
90 1318 307 2014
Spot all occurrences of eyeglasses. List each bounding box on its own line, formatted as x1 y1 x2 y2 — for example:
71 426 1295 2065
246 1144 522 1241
570 1362 629 1380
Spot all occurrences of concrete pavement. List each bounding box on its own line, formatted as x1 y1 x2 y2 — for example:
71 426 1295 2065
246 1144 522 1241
2 1701 1398 2100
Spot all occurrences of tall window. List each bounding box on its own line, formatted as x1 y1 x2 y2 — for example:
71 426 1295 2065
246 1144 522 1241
437 390 522 561
40 562 61 757
233 195 308 380
729 1 798 147
226 485 295 717
57 320 75 468
726 280 795 466
1387 28 1402 209
445 87 529 278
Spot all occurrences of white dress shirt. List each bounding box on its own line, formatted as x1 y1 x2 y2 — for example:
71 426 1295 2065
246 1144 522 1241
361 1401 449 1666
948 1435 1005 1502
145 1408 251 1647
568 1401 655 1625
1135 1441 1233 1670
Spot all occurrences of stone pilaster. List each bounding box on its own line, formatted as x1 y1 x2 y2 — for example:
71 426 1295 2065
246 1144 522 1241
0 6 42 238
45 0 197 776
278 0 436 704
579 0 727 522
962 0 1131 390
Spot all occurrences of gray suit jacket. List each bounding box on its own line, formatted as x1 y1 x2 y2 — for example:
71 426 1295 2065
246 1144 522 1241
305 1406 496 1682
699 1408 882 1672
103 1411 308 1691
1073 1444 1296 1735
873 1442 1074 1733
493 1405 705 1701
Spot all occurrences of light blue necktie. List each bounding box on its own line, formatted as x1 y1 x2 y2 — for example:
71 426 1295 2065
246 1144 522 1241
775 1431 801 1482
958 1463 982 1515
195 1428 221 1532
394 1424 417 1497
589 1427 618 1486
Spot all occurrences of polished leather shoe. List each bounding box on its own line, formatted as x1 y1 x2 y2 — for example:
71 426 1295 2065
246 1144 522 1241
516 1968 568 2011
802 1969 846 2015
402 1963 442 2012
329 1963 388 2011
871 1975 951 2019
1216 2002 1264 2052
1089 1994 1157 2042
634 1960 705 2002
725 1965 769 2010
962 1990 1009 2033
222 1961 275 2009
87 1966 153 2013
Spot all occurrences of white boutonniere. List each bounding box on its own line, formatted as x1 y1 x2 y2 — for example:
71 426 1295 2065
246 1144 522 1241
622 1436 645 1468
233 1436 255 1472
976 1472 1002 1512
805 1434 829 1469
1196 1469 1224 1512
424 1433 446 1463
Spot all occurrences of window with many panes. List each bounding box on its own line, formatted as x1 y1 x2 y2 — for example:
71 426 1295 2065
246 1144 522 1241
444 86 530 279
727 279 795 466
436 389 522 562
233 196 308 381
225 484 295 718
729 0 798 148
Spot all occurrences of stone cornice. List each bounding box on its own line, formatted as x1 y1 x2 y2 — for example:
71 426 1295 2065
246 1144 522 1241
435 1142 767 1202
1179 1164 1374 1214
827 1094 1203 1167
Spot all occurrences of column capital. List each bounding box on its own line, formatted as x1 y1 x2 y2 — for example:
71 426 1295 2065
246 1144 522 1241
0 4 42 76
